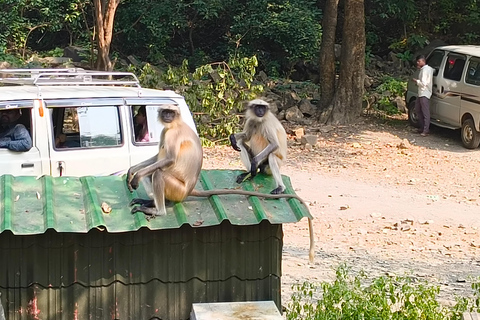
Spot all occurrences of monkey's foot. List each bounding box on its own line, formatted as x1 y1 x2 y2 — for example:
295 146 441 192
129 198 155 207
236 172 251 184
270 186 285 194
131 206 166 220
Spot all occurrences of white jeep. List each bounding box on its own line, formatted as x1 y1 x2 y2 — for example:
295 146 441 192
0 69 197 176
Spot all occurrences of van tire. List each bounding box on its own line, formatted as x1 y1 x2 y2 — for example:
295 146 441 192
407 100 420 128
461 118 480 149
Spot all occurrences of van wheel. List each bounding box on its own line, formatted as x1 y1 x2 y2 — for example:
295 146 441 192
407 100 419 128
461 118 480 149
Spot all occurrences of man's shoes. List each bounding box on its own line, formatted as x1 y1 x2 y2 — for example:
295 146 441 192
420 132 429 137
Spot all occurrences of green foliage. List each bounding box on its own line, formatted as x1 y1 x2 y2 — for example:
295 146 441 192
371 76 407 115
133 56 263 145
285 264 476 320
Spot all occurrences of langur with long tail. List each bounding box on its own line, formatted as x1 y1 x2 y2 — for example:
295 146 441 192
126 103 315 262
229 98 315 262
229 99 287 194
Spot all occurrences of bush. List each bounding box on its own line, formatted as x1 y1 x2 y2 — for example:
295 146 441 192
131 56 264 146
286 264 480 320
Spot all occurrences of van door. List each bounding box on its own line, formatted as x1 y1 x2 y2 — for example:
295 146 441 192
0 103 43 176
461 57 480 130
425 49 446 118
434 53 467 127
45 99 130 177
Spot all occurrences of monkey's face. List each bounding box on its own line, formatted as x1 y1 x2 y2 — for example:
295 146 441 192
251 104 267 118
159 109 177 124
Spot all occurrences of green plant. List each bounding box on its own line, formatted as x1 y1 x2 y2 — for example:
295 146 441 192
132 56 263 145
286 264 470 320
369 76 407 115
397 50 413 62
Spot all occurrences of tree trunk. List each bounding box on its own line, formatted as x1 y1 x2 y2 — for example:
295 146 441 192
318 0 339 110
93 0 120 71
325 0 365 124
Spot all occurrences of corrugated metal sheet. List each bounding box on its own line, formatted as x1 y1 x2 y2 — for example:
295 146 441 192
0 170 311 319
0 170 311 235
0 221 283 319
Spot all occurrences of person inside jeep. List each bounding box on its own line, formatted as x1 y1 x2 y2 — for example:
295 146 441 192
134 106 150 142
0 109 33 152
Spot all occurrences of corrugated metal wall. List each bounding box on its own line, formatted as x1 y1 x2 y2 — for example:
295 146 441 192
0 221 282 320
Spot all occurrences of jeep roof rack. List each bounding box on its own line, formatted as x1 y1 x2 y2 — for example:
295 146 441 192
0 68 141 87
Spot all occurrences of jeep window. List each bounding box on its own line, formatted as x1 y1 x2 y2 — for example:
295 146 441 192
427 50 445 76
443 54 467 82
131 105 161 145
465 58 480 86
0 107 33 152
52 106 122 150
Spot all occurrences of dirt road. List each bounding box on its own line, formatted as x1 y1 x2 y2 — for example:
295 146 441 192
203 116 480 306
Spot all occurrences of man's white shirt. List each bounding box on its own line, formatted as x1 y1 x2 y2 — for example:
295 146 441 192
416 65 434 99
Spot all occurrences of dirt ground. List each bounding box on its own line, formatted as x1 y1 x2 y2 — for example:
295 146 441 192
202 115 480 308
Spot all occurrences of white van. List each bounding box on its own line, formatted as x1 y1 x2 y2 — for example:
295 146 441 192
406 45 480 149
0 69 197 176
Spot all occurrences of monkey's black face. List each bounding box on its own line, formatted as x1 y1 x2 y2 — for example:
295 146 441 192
160 109 177 123
252 104 267 118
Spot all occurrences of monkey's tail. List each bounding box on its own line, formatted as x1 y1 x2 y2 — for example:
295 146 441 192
190 188 316 263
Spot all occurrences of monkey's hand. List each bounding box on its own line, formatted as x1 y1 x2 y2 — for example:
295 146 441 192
250 159 258 177
126 169 138 192
229 134 241 152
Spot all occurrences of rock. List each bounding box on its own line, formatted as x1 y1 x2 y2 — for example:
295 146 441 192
304 143 313 150
258 70 268 82
0 61 11 69
301 135 318 146
339 205 350 210
370 212 382 218
276 110 285 120
298 99 316 117
319 125 334 134
397 139 410 149
63 46 88 62
352 142 362 148
293 128 305 139
394 96 407 113
283 92 301 110
37 57 72 66
285 106 304 122
127 55 141 67
364 76 373 89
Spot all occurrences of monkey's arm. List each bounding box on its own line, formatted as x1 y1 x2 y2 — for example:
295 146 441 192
128 157 175 190
229 132 247 152
126 155 158 191
250 142 278 176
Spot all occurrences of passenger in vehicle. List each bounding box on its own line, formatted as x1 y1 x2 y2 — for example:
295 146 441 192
0 109 32 152
55 134 67 148
134 106 150 142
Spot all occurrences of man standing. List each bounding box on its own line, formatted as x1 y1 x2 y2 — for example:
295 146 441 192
0 109 32 151
413 55 435 136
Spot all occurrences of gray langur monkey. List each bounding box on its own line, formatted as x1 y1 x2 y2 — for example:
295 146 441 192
126 103 315 262
229 99 287 194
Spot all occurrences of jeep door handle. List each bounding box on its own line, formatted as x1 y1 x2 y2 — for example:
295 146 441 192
57 161 65 176
21 163 34 168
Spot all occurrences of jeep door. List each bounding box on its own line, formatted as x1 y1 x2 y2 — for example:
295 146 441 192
46 99 130 177
125 98 198 168
0 102 45 176
434 53 467 127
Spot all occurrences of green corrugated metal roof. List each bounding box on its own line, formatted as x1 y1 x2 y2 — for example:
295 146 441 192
0 170 311 235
